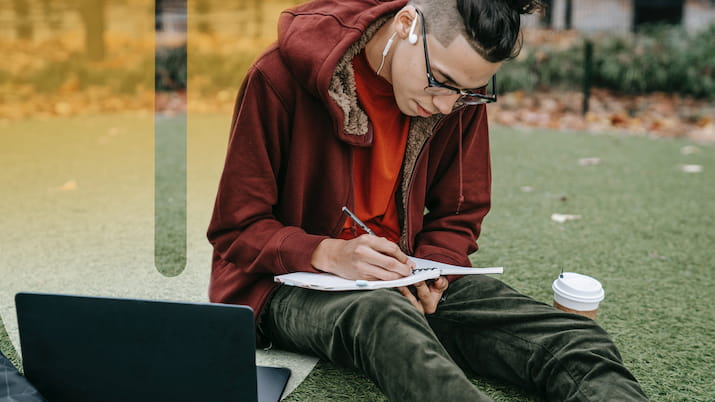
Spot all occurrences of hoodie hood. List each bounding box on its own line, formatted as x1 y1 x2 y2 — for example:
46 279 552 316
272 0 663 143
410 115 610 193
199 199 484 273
277 0 408 144
276 0 462 252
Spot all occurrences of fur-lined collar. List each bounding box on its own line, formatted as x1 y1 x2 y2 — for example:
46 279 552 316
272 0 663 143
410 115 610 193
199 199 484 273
326 16 445 251
327 16 391 137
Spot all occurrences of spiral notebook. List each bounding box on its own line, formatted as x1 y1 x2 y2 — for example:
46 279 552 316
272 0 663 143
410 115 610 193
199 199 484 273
274 257 503 291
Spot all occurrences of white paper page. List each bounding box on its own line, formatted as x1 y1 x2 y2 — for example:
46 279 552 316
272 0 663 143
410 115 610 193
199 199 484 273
275 270 440 291
274 258 502 291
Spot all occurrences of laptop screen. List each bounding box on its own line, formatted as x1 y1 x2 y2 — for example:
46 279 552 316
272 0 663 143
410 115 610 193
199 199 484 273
16 293 259 402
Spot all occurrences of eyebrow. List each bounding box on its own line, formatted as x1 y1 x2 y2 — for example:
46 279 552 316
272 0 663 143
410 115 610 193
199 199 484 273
437 67 487 91
437 69 464 88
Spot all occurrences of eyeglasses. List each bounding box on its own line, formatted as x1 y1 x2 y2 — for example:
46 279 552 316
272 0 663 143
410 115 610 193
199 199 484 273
415 8 497 105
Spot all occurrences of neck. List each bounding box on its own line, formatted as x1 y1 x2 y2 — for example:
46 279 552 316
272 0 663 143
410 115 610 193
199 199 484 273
364 19 396 83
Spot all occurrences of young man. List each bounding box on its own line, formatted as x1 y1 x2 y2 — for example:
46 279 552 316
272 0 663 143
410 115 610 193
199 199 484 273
208 0 649 400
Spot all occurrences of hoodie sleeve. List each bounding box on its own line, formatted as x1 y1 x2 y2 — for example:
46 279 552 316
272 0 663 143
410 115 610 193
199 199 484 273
413 106 492 274
207 61 327 277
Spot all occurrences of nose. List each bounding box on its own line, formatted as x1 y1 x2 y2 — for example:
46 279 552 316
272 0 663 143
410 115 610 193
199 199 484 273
432 94 461 114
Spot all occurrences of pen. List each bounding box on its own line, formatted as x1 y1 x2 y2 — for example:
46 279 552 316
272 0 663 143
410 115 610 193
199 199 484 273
341 206 376 236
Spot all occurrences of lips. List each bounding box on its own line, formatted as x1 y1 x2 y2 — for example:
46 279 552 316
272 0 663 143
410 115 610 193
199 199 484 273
416 103 433 117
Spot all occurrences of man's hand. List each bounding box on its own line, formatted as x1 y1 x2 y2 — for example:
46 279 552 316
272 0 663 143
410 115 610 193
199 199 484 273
311 235 416 280
398 276 448 314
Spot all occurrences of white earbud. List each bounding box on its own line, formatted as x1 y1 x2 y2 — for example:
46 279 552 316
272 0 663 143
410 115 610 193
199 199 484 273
383 32 397 56
408 15 419 44
377 32 398 76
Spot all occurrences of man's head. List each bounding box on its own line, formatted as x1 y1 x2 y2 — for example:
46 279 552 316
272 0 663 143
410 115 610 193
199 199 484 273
376 0 541 116
412 0 542 63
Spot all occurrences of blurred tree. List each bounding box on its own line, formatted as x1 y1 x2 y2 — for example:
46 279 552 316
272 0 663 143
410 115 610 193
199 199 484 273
195 0 211 34
78 0 107 61
40 0 62 32
236 1 247 36
253 0 263 39
541 0 553 27
633 0 684 30
12 0 33 40
39 0 62 32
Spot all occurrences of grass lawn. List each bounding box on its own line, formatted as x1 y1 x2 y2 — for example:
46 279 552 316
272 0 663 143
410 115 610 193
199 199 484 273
284 126 715 401
0 114 713 400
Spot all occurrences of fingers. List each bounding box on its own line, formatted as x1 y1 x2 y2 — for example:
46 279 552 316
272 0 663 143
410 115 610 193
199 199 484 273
365 235 414 266
315 236 415 280
358 262 406 281
433 276 449 292
367 253 413 278
352 235 414 277
413 280 432 302
413 281 439 314
398 286 424 313
399 279 448 315
358 235 413 265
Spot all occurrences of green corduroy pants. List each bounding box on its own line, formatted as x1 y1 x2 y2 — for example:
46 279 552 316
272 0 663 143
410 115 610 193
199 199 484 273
259 274 648 401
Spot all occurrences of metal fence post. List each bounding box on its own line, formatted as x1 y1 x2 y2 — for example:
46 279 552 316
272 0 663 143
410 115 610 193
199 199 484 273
582 38 593 115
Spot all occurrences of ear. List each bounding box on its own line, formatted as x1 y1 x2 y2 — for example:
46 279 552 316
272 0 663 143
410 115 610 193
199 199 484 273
393 7 420 46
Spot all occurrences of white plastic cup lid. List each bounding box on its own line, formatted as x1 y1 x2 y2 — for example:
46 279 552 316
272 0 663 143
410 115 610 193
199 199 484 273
552 272 605 307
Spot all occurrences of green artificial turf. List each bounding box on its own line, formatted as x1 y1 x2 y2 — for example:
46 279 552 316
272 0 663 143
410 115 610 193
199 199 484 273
0 115 712 400
0 314 21 370
283 126 715 401
155 115 188 277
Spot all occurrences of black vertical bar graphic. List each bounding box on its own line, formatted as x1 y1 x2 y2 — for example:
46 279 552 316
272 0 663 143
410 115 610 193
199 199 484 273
155 0 187 277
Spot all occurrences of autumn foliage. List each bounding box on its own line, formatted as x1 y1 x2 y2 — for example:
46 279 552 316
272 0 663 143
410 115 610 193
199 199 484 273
0 1 712 142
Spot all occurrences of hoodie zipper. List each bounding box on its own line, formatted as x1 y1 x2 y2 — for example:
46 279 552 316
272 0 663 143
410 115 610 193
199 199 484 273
401 117 444 253
402 106 468 254
334 143 356 237
345 148 356 236
402 138 430 254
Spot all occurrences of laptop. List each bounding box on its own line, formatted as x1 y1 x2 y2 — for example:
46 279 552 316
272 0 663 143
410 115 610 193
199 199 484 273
15 292 291 402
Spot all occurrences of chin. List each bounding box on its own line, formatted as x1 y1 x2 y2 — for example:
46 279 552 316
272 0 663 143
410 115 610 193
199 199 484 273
394 100 413 116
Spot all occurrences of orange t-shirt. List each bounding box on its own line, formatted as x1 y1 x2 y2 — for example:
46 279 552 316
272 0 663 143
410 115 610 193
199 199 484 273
340 51 410 243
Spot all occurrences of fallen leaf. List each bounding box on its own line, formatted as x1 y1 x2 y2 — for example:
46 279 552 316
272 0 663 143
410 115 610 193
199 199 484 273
680 145 700 155
648 251 668 260
578 157 602 166
59 179 78 191
696 116 712 127
551 213 581 223
610 113 629 127
54 102 72 116
679 164 703 173
59 76 80 93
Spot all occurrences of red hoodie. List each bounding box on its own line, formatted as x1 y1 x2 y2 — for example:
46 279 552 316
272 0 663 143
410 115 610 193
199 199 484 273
207 0 492 320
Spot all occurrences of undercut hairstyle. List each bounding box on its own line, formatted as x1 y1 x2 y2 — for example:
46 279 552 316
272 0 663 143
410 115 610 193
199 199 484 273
410 0 543 62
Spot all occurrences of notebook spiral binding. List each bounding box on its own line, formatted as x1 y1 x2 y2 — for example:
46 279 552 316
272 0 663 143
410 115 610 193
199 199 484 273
412 267 439 273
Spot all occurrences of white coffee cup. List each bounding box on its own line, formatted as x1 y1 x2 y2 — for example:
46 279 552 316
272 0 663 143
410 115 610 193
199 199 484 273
552 272 605 319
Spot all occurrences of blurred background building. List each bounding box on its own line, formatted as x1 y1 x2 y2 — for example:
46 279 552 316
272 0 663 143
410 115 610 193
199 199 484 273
155 0 186 93
1 0 713 141
525 0 715 33
156 0 186 46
